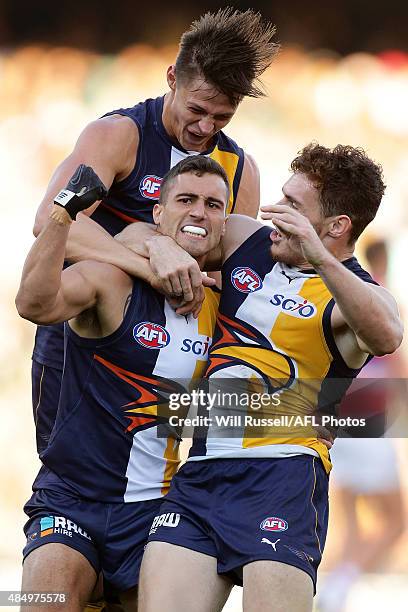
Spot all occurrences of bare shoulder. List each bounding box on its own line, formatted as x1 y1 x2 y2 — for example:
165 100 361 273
234 152 260 218
92 113 138 143
76 115 139 179
226 214 262 234
84 113 138 140
222 214 263 262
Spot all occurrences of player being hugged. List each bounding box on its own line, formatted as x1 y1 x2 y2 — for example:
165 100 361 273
16 156 228 611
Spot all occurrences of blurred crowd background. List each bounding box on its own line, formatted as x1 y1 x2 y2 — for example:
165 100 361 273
1 2 407 611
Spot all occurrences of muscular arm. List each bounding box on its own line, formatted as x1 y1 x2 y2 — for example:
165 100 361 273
33 115 147 275
17 206 141 333
317 257 403 356
66 213 159 279
17 211 100 325
220 214 263 263
18 161 156 326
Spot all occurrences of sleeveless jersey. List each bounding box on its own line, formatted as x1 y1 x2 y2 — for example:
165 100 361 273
188 226 377 473
33 95 244 370
34 281 220 503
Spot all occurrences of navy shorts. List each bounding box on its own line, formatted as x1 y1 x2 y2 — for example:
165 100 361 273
147 456 329 592
32 361 62 455
24 489 163 592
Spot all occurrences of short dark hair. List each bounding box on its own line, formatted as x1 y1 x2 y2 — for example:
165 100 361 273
176 8 279 106
291 143 386 243
159 155 230 206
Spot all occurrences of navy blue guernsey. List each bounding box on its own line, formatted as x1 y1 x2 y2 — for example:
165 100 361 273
34 279 219 502
32 95 244 370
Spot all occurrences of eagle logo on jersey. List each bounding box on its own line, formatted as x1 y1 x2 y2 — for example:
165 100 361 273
139 175 162 199
231 267 263 293
206 313 295 394
94 354 186 434
133 322 170 349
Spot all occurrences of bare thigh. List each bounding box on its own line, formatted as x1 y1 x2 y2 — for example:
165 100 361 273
22 543 97 612
243 561 313 612
138 542 233 612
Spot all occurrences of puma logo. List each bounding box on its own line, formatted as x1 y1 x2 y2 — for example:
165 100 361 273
281 270 297 283
261 537 280 551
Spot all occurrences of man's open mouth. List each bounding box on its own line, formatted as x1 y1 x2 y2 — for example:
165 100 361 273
181 225 208 238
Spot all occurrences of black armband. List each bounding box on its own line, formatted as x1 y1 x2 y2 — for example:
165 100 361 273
54 164 108 220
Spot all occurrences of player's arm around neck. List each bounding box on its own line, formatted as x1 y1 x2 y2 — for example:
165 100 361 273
66 213 156 281
112 214 262 292
33 115 140 269
116 224 217 316
316 252 403 357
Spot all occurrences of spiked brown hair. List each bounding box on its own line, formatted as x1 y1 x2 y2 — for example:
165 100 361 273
291 143 386 243
175 7 279 106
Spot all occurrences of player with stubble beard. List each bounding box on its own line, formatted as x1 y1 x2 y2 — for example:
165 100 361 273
115 143 403 612
16 156 229 611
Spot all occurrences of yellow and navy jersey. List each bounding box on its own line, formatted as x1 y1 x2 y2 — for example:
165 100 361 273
33 95 243 372
93 95 245 231
35 280 219 503
188 226 377 473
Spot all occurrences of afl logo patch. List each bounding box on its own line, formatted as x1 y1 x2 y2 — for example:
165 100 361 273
260 517 288 532
139 175 162 199
133 322 170 349
231 267 263 293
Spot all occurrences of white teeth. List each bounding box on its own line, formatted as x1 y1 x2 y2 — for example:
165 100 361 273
182 226 207 237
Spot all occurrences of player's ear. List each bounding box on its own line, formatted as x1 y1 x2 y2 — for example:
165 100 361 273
327 215 352 240
153 203 164 226
167 65 176 91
